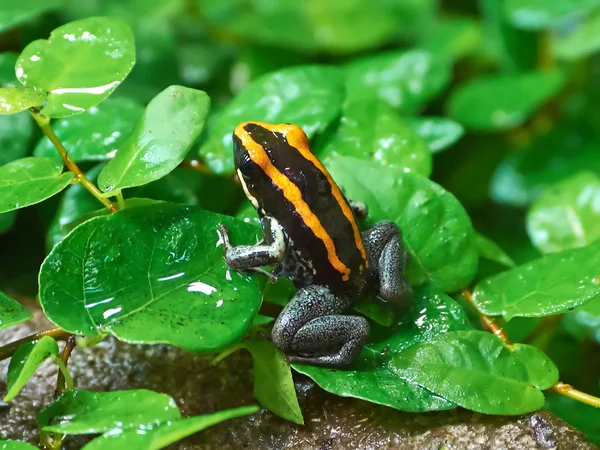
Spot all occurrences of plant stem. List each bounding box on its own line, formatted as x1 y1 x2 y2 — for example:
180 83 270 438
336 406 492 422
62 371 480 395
461 290 600 410
54 335 76 398
29 111 117 213
0 328 72 361
115 189 126 209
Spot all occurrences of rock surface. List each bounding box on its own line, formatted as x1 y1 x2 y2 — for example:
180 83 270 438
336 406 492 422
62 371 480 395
0 302 596 450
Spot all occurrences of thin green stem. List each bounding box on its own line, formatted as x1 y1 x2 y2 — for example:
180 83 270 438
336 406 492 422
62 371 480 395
29 111 117 213
53 335 76 398
0 328 72 361
115 190 126 210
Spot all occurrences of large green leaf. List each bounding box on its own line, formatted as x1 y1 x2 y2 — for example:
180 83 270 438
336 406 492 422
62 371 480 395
504 0 600 30
405 116 464 154
0 290 32 331
318 100 432 177
294 285 472 412
81 406 259 450
98 86 209 192
34 97 143 163
345 49 451 113
527 171 600 254
0 442 38 450
0 157 74 214
0 0 61 32
38 390 181 435
555 11 600 61
391 330 558 415
3 336 59 402
39 203 265 352
0 87 46 114
0 112 34 166
201 65 343 174
16 17 135 118
328 156 478 292
447 70 565 131
473 241 600 320
214 340 303 425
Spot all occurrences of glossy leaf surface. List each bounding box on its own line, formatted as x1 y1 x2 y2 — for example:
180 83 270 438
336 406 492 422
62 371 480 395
98 86 209 192
473 241 600 320
0 291 32 331
0 87 45 114
391 330 558 415
4 336 59 401
0 157 74 214
295 285 472 412
39 203 264 352
17 17 135 118
405 116 464 153
39 389 181 434
34 97 143 162
447 70 564 131
328 157 478 292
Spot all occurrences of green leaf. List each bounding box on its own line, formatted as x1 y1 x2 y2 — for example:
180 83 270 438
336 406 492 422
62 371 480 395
3 336 59 402
421 17 482 61
328 156 478 292
294 285 472 412
0 157 74 214
81 406 259 450
34 97 144 163
391 330 558 415
98 86 209 192
563 295 600 344
476 233 516 268
318 100 432 177
405 116 464 153
0 0 61 33
0 290 32 331
214 340 303 424
473 241 600 321
447 70 565 131
345 49 451 113
555 11 600 60
39 203 265 352
16 17 136 118
0 112 34 166
527 171 600 254
545 394 600 446
201 65 343 174
0 442 39 450
38 389 181 435
0 87 46 114
504 0 600 30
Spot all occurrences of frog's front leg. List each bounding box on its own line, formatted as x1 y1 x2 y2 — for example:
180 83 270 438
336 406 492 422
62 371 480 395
271 285 369 368
218 216 286 280
363 220 413 310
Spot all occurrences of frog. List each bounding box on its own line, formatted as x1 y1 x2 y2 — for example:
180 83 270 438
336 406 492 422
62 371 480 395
218 121 413 368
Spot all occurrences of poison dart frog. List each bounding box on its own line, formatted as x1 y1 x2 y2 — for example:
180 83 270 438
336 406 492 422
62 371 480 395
218 121 413 368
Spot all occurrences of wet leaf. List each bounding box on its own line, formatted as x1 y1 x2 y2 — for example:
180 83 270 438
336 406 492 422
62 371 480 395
16 17 135 118
345 49 451 113
39 203 265 352
201 65 343 174
405 116 464 153
294 285 472 412
527 171 600 254
328 156 478 292
476 233 516 268
38 389 181 434
0 290 32 331
98 86 209 192
447 70 564 131
0 87 46 114
4 336 59 402
319 100 432 176
0 0 61 32
0 157 74 214
473 241 600 321
81 406 259 450
504 0 600 30
34 97 143 163
391 330 558 415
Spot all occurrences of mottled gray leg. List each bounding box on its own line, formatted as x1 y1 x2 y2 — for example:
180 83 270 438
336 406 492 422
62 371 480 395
349 199 368 220
218 216 285 281
362 220 413 309
271 285 369 368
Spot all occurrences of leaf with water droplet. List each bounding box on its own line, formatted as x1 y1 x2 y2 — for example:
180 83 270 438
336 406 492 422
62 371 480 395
0 157 74 214
39 203 265 352
0 87 46 114
0 290 32 331
98 86 209 192
294 285 472 412
16 16 135 118
38 389 181 435
473 241 600 321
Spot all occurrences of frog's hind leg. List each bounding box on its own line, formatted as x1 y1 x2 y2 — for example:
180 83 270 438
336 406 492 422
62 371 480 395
271 285 369 368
